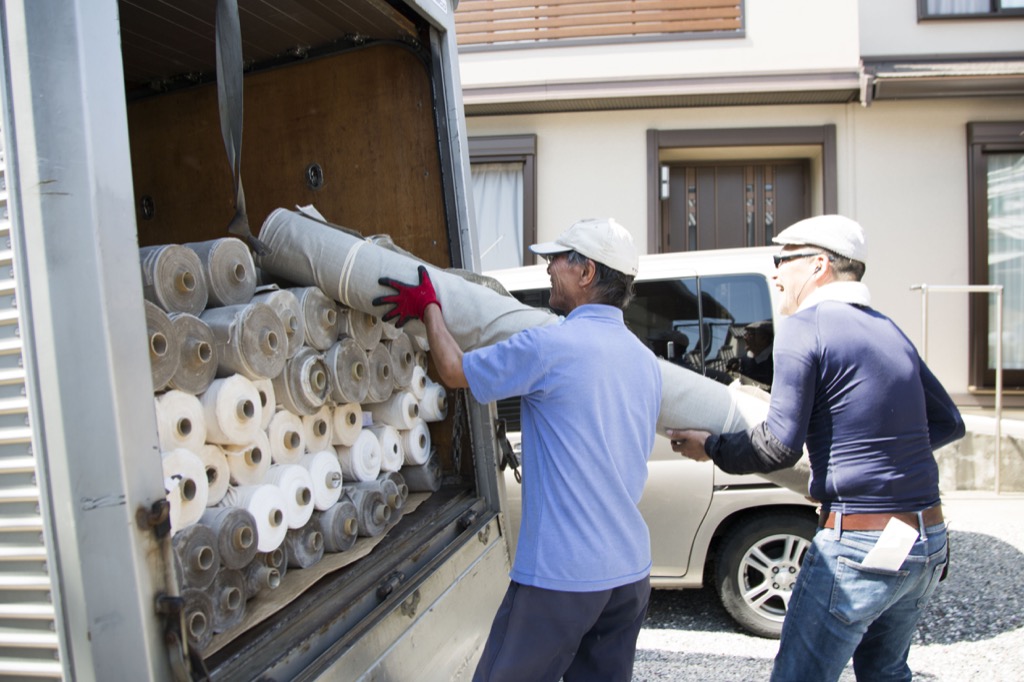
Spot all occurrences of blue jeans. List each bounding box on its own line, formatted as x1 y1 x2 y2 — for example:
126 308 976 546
770 521 948 682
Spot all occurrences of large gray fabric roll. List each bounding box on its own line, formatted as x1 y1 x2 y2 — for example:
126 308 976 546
251 287 306 359
145 300 180 391
168 312 218 395
140 243 209 315
272 346 329 416
291 286 341 351
200 302 288 380
325 337 370 404
185 237 257 307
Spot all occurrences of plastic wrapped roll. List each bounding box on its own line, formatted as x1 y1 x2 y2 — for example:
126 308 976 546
210 568 246 634
402 447 443 493
386 333 416 389
325 337 370 405
314 499 359 553
267 410 305 464
200 506 259 571
181 587 215 653
199 375 263 445
401 418 431 466
352 478 403 518
366 344 393 403
368 424 403 474
167 312 218 395
331 402 363 447
345 484 391 537
302 405 333 453
221 484 288 552
272 346 329 416
381 320 402 341
140 243 209 315
341 307 383 351
251 287 306 359
292 286 341 351
185 237 257 307
222 430 271 486
336 429 381 482
197 444 230 506
300 450 343 511
264 464 315 529
172 522 219 589
163 449 210 533
365 391 419 430
243 560 281 601
418 382 448 423
284 524 325 569
408 365 427 400
155 390 206 453
200 302 287 381
378 471 409 509
145 300 180 391
252 378 276 431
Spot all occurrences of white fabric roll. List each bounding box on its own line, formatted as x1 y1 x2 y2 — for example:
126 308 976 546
140 243 209 315
336 429 381 482
155 390 207 453
366 344 394 403
292 286 341 350
266 410 306 464
342 307 383 350
369 424 403 473
302 405 333 453
197 444 231 506
331 403 363 447
222 430 272 486
401 418 431 466
145 300 180 391
264 464 316 529
184 237 257 307
418 383 448 423
167 312 218 395
199 375 264 445
251 287 306 359
300 450 343 511
221 484 288 552
252 378 277 431
365 391 419 430
163 449 210 534
408 365 428 400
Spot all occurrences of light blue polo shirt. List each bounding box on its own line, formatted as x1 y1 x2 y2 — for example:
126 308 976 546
463 304 662 592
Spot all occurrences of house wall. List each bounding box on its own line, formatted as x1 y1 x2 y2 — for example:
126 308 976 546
859 0 1024 56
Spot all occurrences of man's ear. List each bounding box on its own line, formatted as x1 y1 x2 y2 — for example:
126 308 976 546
579 258 597 286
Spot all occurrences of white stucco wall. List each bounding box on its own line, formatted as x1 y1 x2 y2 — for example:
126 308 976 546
858 0 1024 57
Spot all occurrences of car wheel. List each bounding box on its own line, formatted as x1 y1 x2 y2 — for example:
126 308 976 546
714 512 817 639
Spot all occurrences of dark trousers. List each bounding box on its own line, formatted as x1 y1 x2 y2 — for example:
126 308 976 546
472 576 651 682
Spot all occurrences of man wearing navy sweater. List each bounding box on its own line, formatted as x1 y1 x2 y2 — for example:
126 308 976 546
667 215 965 682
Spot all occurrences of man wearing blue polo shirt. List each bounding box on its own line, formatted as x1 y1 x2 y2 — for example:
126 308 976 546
374 218 662 682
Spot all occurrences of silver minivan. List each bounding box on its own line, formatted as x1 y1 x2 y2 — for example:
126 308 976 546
485 246 817 639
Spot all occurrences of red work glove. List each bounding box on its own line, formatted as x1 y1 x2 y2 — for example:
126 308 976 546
373 265 441 328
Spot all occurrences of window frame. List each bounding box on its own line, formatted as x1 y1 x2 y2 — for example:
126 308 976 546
468 134 538 268
918 0 1024 20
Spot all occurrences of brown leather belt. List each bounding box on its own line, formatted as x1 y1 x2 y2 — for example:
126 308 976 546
818 505 943 531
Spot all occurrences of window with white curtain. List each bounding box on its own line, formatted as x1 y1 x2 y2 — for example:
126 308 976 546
921 0 1024 17
468 135 537 272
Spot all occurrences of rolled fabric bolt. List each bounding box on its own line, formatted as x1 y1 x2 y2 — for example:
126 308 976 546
341 307 383 351
168 312 218 395
222 430 272 486
314 498 359 553
251 287 306 359
418 382 447 423
181 587 215 653
199 375 263 445
145 300 180 391
184 237 257 308
172 522 219 589
210 568 247 634
331 402 363 447
220 484 288 552
267 410 306 464
252 378 276 431
200 302 287 380
200 506 259 571
139 243 209 315
365 344 393 403
272 346 329 416
414 350 428 370
196 444 230 507
325 337 370 405
380 319 402 341
264 464 316 529
377 471 409 508
336 429 381 482
243 561 281 601
291 286 341 351
386 333 416 389
303 405 333 453
408 365 427 400
368 424 403 474
365 391 419 430
155 390 206 453
345 484 391 537
285 524 325 569
400 418 431 466
410 334 430 353
163 449 210 533
353 478 404 517
300 450 344 510
401 447 443 493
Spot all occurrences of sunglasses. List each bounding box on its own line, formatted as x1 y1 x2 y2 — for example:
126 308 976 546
542 251 575 264
773 251 828 268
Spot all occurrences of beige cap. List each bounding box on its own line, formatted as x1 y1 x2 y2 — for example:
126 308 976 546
772 215 867 263
529 218 639 276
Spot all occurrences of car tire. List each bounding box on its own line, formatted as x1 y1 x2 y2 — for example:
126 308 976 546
714 511 817 639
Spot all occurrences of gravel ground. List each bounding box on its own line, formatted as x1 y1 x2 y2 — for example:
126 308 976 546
632 492 1024 681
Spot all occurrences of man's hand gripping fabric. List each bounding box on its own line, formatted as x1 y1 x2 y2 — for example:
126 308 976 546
373 265 441 328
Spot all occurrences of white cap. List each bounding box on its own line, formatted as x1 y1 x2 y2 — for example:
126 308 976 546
529 218 639 276
772 215 867 263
